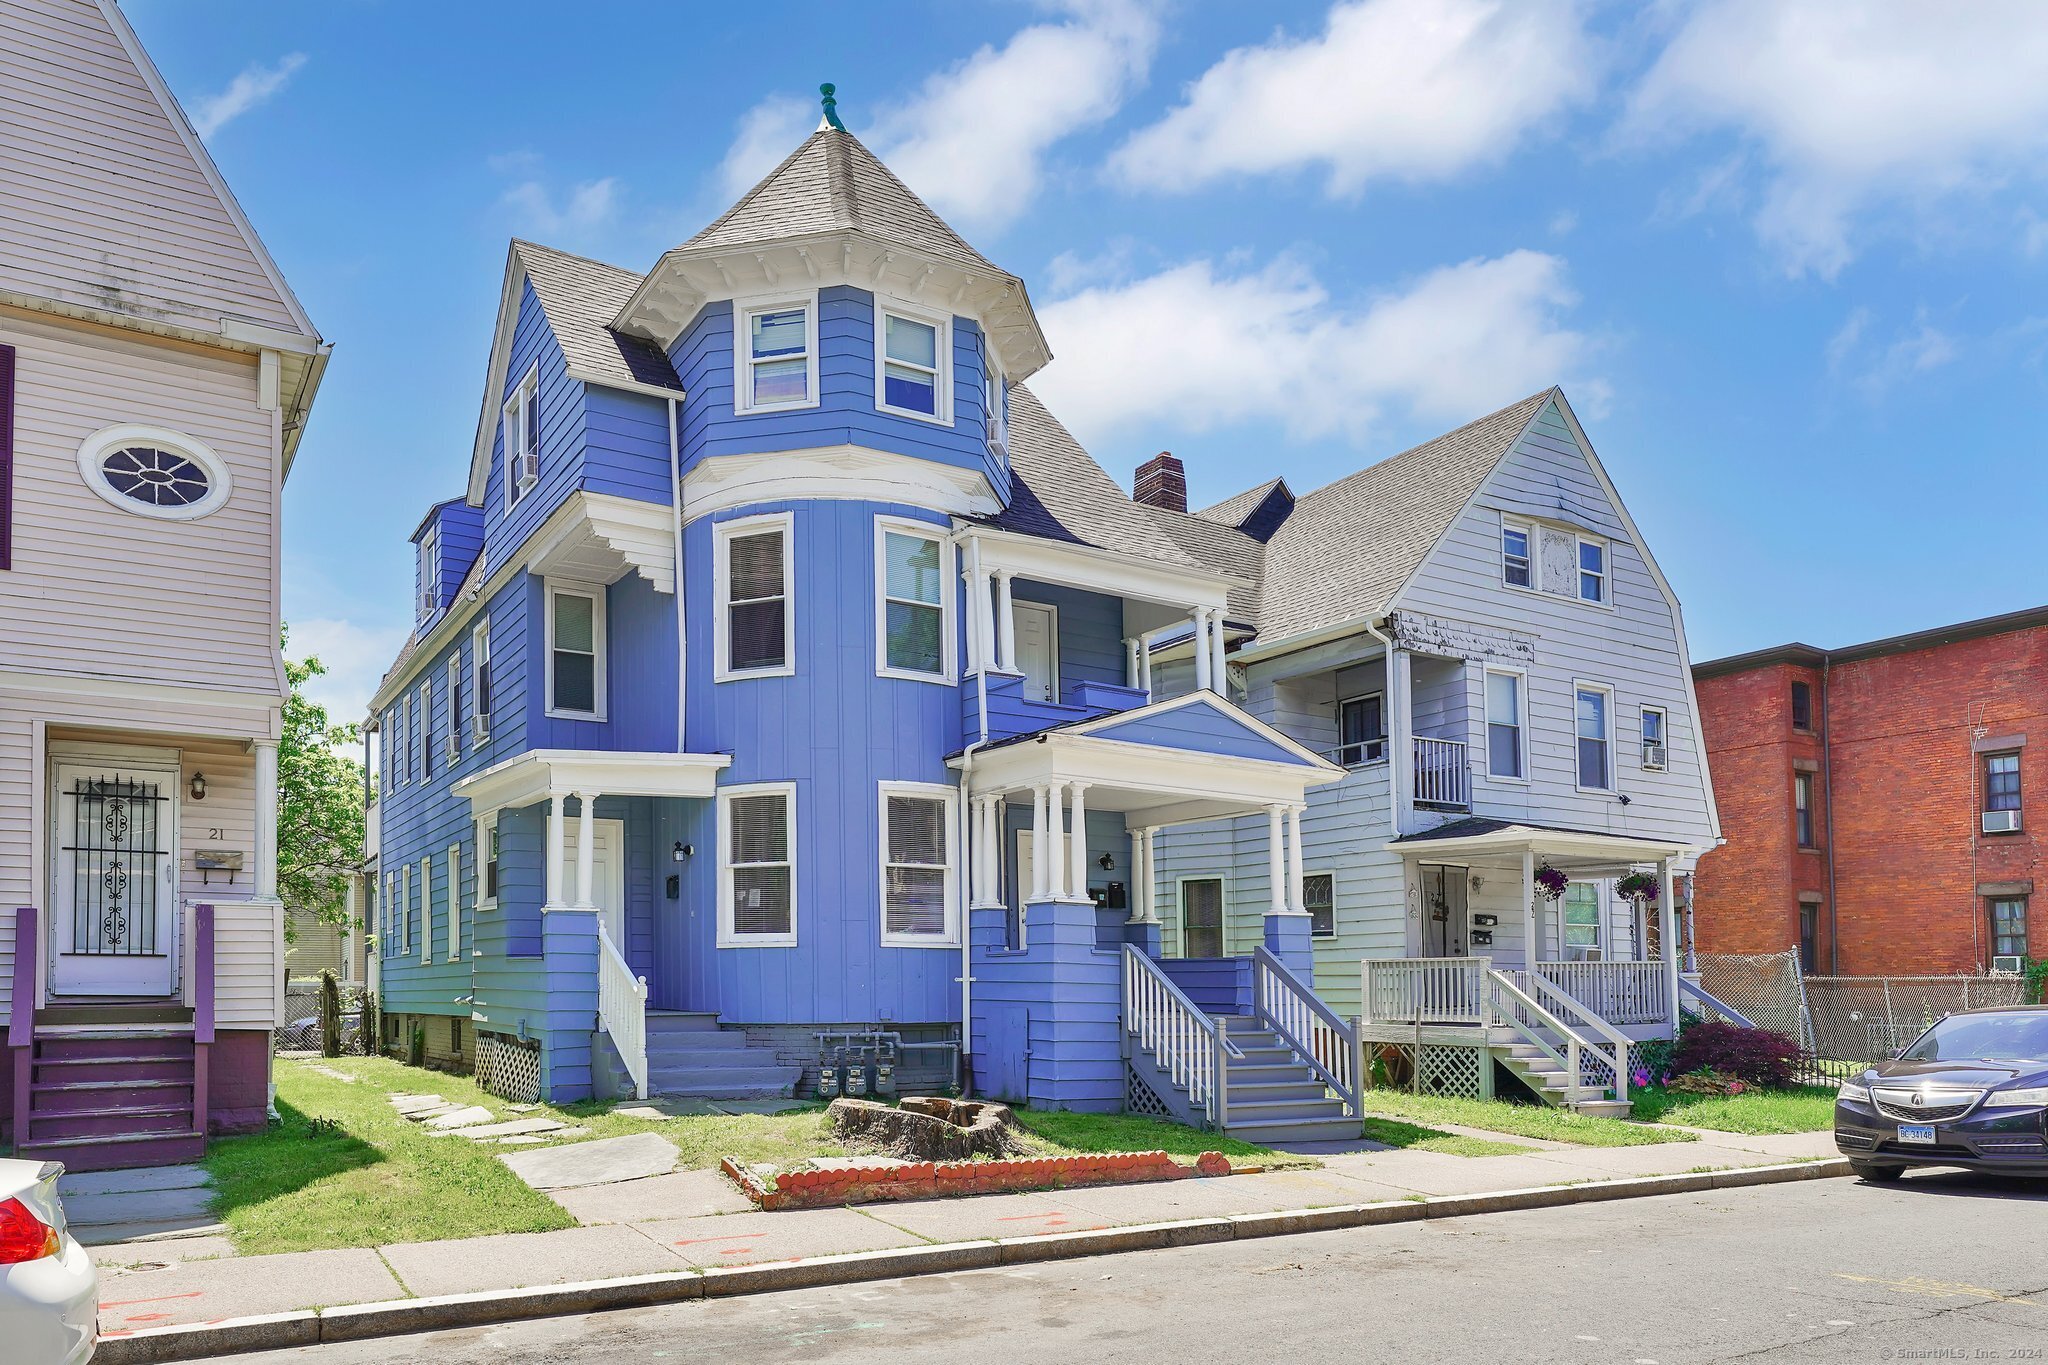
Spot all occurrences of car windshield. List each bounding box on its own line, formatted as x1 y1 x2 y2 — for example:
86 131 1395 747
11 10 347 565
1901 1013 2048 1063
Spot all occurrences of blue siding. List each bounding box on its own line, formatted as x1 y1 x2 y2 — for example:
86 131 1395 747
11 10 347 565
1013 580 1126 698
524 572 678 754
1089 698 1314 766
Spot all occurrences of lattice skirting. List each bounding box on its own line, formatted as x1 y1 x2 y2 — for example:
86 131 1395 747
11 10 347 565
1414 1044 1484 1101
1125 1067 1173 1119
474 1031 542 1104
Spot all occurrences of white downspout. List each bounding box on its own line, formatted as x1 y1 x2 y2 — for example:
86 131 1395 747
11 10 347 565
668 397 686 751
957 533 991 1088
1364 617 1404 837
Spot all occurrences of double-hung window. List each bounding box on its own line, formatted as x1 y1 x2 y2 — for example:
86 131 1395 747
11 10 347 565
477 813 501 907
1564 882 1602 961
1990 897 2029 958
1575 683 1612 790
1640 706 1667 770
880 781 957 945
1485 669 1525 779
1790 680 1814 731
400 864 412 954
1577 536 1607 604
1984 752 2022 832
1794 771 1816 848
471 618 492 743
736 298 814 412
983 342 1007 453
1502 519 1532 588
418 681 434 782
876 303 948 422
383 708 396 795
720 783 796 946
1304 872 1335 938
546 581 605 718
877 521 952 681
1336 693 1386 767
446 844 462 960
419 856 433 964
717 514 794 678
504 365 539 506
446 655 463 764
416 525 439 621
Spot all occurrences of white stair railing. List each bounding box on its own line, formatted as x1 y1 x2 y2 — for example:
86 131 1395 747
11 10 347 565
1253 947 1358 1116
1123 947 1239 1127
1492 969 1631 1103
595 921 649 1100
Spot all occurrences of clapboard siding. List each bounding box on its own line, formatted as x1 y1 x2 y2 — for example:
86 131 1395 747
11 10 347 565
0 0 302 331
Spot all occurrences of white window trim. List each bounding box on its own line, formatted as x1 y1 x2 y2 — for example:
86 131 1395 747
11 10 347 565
404 690 418 786
983 339 1007 455
544 578 608 720
714 512 797 682
504 363 540 510
445 655 463 765
399 863 412 954
1562 879 1605 960
874 517 957 684
1176 875 1228 958
878 780 960 947
718 781 798 948
1303 869 1337 939
471 618 492 743
476 812 500 912
1640 705 1668 771
75 423 234 522
418 681 434 782
1573 679 1617 793
1575 533 1612 609
1483 665 1530 784
382 709 395 797
1501 515 1535 592
1335 691 1387 768
417 524 440 620
732 292 820 416
874 296 952 425
419 856 433 964
446 844 462 960
384 871 397 956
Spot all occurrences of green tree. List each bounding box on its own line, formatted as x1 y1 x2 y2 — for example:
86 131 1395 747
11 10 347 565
278 632 365 929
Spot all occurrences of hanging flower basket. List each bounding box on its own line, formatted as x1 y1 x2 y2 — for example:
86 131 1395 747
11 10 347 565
1533 863 1568 900
1616 871 1660 905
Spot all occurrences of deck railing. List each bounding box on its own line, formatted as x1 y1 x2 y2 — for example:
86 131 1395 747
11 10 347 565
1486 968 1631 1103
1253 947 1359 1116
595 920 649 1100
1124 946 1238 1127
1363 956 1491 1025
1412 737 1470 809
1533 960 1670 1025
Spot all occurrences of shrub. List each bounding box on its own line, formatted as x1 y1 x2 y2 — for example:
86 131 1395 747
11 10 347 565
1632 1035 1678 1088
1669 1020 1799 1089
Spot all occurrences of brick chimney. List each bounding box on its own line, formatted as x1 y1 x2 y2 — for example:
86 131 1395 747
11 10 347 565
1133 451 1187 513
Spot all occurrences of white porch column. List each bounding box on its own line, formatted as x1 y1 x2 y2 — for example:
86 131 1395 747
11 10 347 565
255 740 279 900
1029 784 1048 900
1139 828 1159 922
1208 610 1228 693
1266 807 1286 916
1128 828 1152 923
1125 637 1140 690
1287 805 1306 913
1659 857 1680 1028
995 570 1017 672
545 791 566 908
1521 848 1536 967
1067 782 1089 902
1193 611 1213 692
1140 637 1154 698
980 797 1000 904
1046 782 1068 900
965 562 993 673
575 791 597 909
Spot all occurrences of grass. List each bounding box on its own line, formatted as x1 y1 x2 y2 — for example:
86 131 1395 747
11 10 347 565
1357 1091 1696 1147
1359 1116 1534 1157
1631 1085 1838 1135
206 1058 1313 1254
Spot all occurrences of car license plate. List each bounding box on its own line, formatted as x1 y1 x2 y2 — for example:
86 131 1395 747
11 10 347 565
1897 1123 1937 1145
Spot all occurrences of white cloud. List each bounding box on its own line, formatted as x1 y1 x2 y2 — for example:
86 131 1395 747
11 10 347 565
1030 248 1596 445
1626 0 2048 276
286 617 411 730
1111 0 1595 197
718 95 817 202
496 171 621 240
189 52 307 139
1825 306 1957 396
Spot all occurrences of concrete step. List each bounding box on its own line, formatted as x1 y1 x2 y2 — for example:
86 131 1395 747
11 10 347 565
1223 1115 1362 1144
1224 1079 1333 1103
1219 1097 1352 1124
648 1070 800 1100
30 1102 197 1142
644 1012 727 1033
1571 1099 1632 1119
645 1032 753 1056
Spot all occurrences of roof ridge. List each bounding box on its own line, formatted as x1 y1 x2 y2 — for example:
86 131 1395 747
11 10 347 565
511 237 646 280
1293 388 1554 506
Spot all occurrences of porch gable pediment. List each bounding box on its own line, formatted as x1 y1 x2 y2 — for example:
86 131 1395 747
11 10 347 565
1077 694 1322 769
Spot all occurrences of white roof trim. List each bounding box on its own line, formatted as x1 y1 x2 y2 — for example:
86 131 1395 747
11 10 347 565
453 749 732 812
1392 824 1698 864
1064 689 1339 772
466 247 534 505
957 525 1231 612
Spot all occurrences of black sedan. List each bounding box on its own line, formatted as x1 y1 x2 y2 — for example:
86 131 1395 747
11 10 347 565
1835 1006 2048 1181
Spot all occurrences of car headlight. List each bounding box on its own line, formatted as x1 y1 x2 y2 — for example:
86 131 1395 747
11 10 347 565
1837 1082 1871 1103
1988 1087 2048 1107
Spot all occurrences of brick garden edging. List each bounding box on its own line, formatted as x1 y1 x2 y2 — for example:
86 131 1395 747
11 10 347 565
721 1149 1236 1210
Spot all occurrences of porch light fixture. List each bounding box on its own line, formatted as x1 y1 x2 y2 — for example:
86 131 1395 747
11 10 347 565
1097 852 1114 871
189 772 207 801
673 841 692 862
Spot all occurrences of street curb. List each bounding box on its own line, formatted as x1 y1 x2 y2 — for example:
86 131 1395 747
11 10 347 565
93 1157 1851 1363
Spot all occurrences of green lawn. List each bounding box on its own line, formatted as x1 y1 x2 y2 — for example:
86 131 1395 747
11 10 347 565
206 1058 1311 1254
1631 1085 1838 1135
1360 1116 1534 1157
1358 1090 1697 1147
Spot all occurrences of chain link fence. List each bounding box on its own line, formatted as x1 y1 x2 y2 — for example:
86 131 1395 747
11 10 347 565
277 977 372 1054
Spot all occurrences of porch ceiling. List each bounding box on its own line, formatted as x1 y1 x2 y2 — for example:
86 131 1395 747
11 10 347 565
957 731 1341 830
1391 818 1697 872
452 749 730 811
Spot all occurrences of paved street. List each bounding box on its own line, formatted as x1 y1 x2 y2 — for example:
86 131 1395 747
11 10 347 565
238 1172 2048 1364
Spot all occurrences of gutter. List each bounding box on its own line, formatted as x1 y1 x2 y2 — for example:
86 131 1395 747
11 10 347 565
956 534 991 1088
668 397 686 751
1231 609 1385 668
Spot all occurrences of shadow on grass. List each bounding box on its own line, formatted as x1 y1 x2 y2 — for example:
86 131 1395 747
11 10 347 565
202 1096 386 1223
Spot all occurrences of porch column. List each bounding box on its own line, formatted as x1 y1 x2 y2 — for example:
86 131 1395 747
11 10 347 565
1029 784 1048 900
1047 782 1068 900
255 740 279 900
1208 610 1228 693
1193 611 1213 692
973 796 997 905
995 570 1017 672
1266 806 1287 917
1521 849 1537 966
574 792 597 909
1287 805 1306 913
1124 638 1140 690
1140 637 1154 698
965 562 993 673
545 790 566 908
1387 643 1412 836
1128 828 1153 923
1067 783 1090 901
1659 857 1680 1029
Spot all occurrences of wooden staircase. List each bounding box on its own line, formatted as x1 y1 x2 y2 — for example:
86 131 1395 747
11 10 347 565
1494 1039 1631 1118
16 1016 208 1171
596 1012 800 1100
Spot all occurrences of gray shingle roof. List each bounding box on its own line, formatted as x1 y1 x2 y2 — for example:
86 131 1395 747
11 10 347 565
1194 478 1287 529
684 127 1001 277
515 241 681 392
1137 504 1265 622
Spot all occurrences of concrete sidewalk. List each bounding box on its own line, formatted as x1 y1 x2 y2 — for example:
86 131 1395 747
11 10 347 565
90 1126 1836 1344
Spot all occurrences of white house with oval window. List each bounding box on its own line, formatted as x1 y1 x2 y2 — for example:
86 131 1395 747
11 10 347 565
0 0 328 1169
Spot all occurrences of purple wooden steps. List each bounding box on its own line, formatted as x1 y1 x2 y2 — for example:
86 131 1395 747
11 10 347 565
16 1026 206 1171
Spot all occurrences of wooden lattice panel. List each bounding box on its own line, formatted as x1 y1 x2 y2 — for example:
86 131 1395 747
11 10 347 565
474 1032 542 1104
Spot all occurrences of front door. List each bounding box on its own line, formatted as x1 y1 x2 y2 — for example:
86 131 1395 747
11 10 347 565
1013 601 1058 703
1420 863 1468 958
51 762 180 997
559 817 627 949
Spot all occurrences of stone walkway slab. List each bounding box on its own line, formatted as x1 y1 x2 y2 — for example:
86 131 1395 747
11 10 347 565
711 1098 810 1115
60 1165 210 1198
613 1098 722 1118
500 1132 680 1190
75 1220 231 1249
642 1208 925 1268
446 1118 566 1141
424 1105 497 1130
380 1224 689 1298
96 1247 402 1333
549 1168 753 1225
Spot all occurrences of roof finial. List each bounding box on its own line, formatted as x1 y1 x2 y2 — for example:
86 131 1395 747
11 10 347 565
819 82 845 131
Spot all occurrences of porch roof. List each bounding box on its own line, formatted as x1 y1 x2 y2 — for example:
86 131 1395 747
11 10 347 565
452 749 731 812
1391 816 1697 870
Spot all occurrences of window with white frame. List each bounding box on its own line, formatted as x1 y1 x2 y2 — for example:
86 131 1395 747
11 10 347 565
418 681 433 782
1577 536 1607 604
404 688 419 785
546 582 606 718
736 298 815 413
1485 669 1525 780
880 782 956 944
1576 683 1613 790
983 340 1007 453
446 844 462 960
382 708 395 796
471 618 492 742
419 856 433 963
716 515 793 678
1336 693 1385 766
384 872 397 955
504 364 540 506
478 813 500 906
1502 518 1533 589
417 524 440 621
1304 872 1335 938
446 655 463 764
400 864 412 952
1640 706 1667 770
720 784 796 945
877 304 949 422
1564 882 1603 961
877 521 952 680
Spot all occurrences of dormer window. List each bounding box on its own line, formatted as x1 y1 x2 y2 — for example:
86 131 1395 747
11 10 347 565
416 523 440 621
736 297 816 413
503 365 540 507
983 343 1007 454
876 303 950 423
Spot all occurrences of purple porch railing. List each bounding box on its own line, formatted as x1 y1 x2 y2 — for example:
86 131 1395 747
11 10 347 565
10 906 34 1143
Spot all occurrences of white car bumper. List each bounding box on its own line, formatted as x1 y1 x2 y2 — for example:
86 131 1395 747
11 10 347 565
0 1235 98 1364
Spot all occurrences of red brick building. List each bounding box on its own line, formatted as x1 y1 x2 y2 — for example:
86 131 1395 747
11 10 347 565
1692 606 2048 976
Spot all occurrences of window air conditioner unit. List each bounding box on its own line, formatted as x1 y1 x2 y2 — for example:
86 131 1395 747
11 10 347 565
1991 955 2026 976
1642 743 1666 769
1982 809 2023 834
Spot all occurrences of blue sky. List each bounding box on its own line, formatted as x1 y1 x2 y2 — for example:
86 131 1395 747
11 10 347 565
126 0 2048 723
